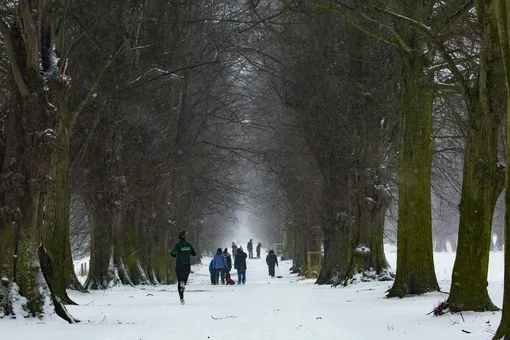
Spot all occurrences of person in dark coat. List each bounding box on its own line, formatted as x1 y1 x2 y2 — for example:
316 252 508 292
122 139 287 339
256 242 262 258
266 249 279 278
212 248 227 285
170 230 197 304
247 239 254 259
223 248 232 274
234 248 248 284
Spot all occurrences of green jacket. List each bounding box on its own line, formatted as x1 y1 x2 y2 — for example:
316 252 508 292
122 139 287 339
170 240 197 266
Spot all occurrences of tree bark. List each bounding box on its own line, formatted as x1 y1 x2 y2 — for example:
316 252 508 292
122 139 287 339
316 199 352 285
387 50 439 297
492 0 510 337
43 114 83 303
84 210 116 289
448 10 504 312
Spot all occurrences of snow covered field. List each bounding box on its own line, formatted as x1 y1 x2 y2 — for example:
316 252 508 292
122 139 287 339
2 245 505 340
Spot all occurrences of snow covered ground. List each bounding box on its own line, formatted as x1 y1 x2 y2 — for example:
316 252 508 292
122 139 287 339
2 245 505 339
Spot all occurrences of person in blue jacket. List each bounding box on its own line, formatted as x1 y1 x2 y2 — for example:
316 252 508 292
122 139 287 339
212 248 227 285
209 259 214 285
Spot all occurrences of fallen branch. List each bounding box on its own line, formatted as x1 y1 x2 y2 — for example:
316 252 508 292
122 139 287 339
211 315 237 320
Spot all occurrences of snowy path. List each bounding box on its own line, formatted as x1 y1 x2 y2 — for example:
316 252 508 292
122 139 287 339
2 247 505 339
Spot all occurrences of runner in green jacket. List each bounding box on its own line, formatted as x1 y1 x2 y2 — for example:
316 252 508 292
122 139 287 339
170 231 196 304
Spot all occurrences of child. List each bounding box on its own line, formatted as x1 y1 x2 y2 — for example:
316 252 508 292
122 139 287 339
225 271 236 285
209 259 214 285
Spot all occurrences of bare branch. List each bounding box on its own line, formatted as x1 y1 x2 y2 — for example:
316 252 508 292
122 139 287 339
0 19 29 97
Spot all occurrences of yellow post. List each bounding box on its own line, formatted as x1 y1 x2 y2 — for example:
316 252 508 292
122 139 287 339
306 251 323 279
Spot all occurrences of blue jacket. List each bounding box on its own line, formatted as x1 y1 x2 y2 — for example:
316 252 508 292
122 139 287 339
212 253 227 269
209 259 214 273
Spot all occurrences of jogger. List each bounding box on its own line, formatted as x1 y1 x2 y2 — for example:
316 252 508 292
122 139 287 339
176 264 191 300
170 230 197 304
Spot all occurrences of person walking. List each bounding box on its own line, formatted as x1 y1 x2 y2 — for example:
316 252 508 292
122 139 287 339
256 242 262 258
231 242 238 256
247 239 254 259
170 230 197 304
212 248 227 285
234 248 248 284
266 249 279 278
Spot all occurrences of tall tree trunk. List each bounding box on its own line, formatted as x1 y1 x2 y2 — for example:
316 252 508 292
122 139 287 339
448 11 504 312
16 194 44 317
0 0 68 314
493 0 510 337
291 227 306 274
387 51 439 297
85 209 116 289
316 192 352 284
344 169 390 284
43 115 83 304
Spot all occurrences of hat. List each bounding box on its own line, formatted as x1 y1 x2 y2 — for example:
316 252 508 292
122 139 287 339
178 230 186 240
223 248 228 253
217 248 223 254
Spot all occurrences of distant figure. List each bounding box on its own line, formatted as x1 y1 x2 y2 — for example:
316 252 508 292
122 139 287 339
170 230 197 304
247 239 254 259
266 249 279 278
232 242 238 256
256 242 262 258
212 248 227 285
234 248 248 284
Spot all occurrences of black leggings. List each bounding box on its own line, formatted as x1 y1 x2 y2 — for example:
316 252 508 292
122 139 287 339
176 264 191 300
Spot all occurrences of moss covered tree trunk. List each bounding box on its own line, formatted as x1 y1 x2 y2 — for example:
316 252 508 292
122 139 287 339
316 193 352 284
0 223 16 316
387 51 439 297
0 0 68 315
16 195 45 317
291 228 306 274
85 210 116 289
43 114 83 303
343 168 390 284
493 0 510 337
448 9 504 312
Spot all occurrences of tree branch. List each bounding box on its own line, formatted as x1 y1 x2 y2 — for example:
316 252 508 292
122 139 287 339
0 19 29 97
305 0 411 52
19 0 39 69
373 5 469 92
70 37 128 129
433 0 475 36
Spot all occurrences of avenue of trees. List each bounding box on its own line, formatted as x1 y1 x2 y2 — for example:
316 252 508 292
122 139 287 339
2 0 510 337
